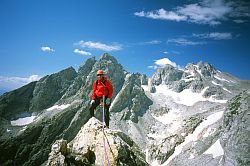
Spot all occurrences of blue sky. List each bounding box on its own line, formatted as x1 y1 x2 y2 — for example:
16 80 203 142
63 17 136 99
0 0 250 92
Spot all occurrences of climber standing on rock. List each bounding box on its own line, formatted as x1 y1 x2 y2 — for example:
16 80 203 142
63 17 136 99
89 70 113 128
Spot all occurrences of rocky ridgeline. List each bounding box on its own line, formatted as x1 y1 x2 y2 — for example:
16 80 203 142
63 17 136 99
0 53 249 166
59 53 126 105
149 61 243 100
0 67 77 121
47 117 148 166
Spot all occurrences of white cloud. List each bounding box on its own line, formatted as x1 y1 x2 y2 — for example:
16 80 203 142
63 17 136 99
134 8 187 22
134 11 145 17
139 40 162 45
147 65 158 69
233 19 247 23
155 58 177 68
74 49 92 56
177 1 231 25
134 0 250 25
41 46 55 52
167 38 205 46
163 51 168 54
77 41 122 51
27 75 40 82
193 32 232 40
0 75 41 91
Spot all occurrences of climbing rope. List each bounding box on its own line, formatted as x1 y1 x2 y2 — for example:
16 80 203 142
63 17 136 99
102 95 111 166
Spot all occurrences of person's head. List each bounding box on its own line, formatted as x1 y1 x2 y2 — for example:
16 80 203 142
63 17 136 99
96 70 104 80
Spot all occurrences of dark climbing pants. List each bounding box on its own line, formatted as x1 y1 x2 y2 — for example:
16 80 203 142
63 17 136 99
89 96 110 127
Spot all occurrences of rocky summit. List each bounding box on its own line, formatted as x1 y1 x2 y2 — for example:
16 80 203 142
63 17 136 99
0 53 249 166
47 117 147 166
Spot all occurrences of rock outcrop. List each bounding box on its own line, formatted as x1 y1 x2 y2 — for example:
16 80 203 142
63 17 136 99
47 117 148 166
221 90 250 166
110 73 153 123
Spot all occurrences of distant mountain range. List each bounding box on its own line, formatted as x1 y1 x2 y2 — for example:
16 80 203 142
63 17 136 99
0 53 249 166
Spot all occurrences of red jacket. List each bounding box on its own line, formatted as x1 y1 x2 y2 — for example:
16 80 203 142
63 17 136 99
92 76 113 100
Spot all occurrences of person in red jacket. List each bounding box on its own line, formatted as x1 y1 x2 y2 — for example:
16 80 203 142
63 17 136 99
89 70 113 128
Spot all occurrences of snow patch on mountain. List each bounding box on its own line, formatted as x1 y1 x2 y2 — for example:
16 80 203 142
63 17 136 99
207 95 227 104
203 139 224 158
214 75 231 83
46 104 70 111
223 87 232 93
212 81 221 86
11 115 36 126
142 85 227 106
152 108 181 133
152 111 224 166
32 104 72 123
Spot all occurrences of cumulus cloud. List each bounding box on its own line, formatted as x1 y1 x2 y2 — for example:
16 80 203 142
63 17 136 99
41 46 55 52
135 0 249 25
193 32 232 40
74 49 92 56
155 58 177 67
77 41 122 51
167 38 205 46
148 57 181 70
177 1 231 25
148 57 179 69
0 75 41 91
134 9 187 22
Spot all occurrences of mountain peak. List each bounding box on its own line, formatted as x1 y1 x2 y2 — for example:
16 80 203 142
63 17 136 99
78 57 96 76
185 61 217 78
100 53 118 64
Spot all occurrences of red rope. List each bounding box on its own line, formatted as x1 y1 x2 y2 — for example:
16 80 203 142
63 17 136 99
102 95 111 166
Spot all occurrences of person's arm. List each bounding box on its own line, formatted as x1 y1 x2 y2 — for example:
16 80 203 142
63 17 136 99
92 80 97 100
106 80 113 99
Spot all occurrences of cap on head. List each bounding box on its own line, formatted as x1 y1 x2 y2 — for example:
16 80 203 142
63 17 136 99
96 70 104 75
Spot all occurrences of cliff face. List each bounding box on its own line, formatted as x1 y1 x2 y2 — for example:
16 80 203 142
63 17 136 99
221 90 250 166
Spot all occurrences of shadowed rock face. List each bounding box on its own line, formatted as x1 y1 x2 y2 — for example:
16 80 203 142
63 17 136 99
0 67 77 120
0 81 37 120
47 117 148 166
29 67 77 111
